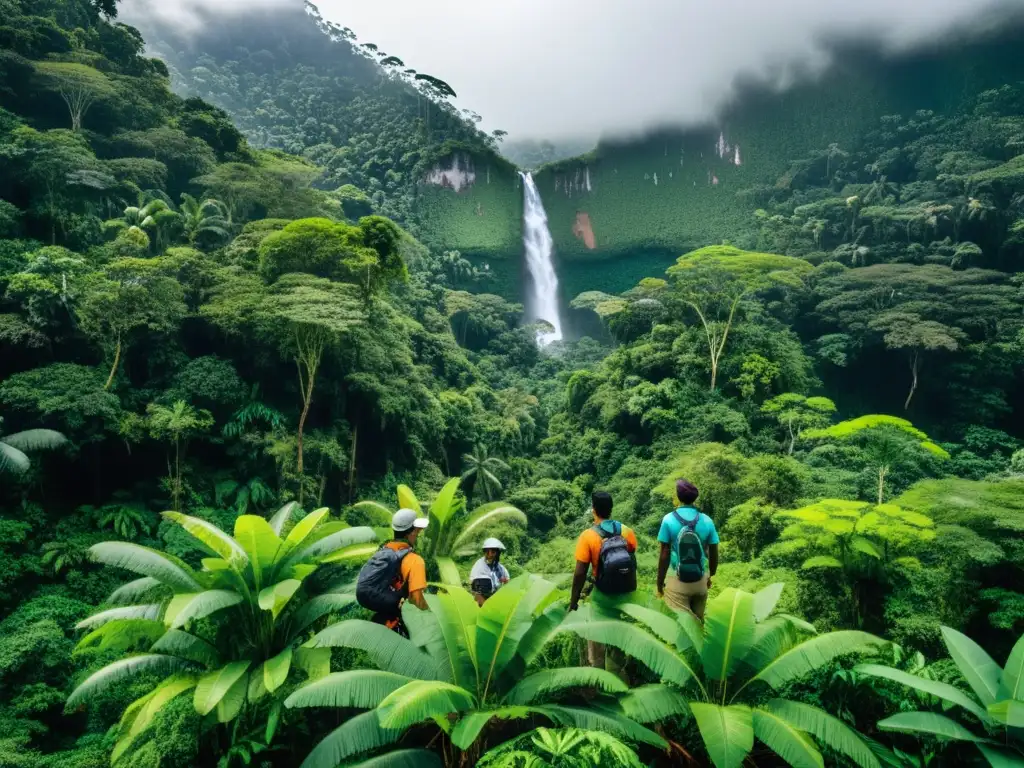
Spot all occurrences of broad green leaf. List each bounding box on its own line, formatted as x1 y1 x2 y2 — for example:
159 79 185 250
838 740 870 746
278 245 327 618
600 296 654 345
703 588 757 682
743 615 802 675
476 576 561 694
855 663 991 723
619 603 689 650
352 500 394 527
689 702 754 768
268 501 300 536
752 583 786 622
988 699 1024 727
216 666 249 722
235 514 283 582
286 669 412 709
450 503 526 553
319 542 378 564
296 712 403 765
850 535 882 559
162 512 248 566
534 704 668 748
678 609 705 654
976 744 1024 768
344 750 442 768
308 619 439 680
753 707 823 768
752 631 886 689
89 542 202 592
165 590 243 628
449 706 535 749
282 526 377 568
435 556 462 586
73 619 165 656
878 711 984 741
67 655 191 708
280 508 331 562
264 647 292 692
194 660 251 716
999 632 1024 702
107 576 164 604
617 684 691 723
290 593 357 636
426 590 479 691
258 579 302 619
150 629 220 666
397 484 421 513
941 625 1002 707
75 603 162 630
559 618 695 688
111 674 197 763
504 666 628 705
764 699 880 768
293 647 331 680
376 680 475 730
430 477 462 526
201 558 230 571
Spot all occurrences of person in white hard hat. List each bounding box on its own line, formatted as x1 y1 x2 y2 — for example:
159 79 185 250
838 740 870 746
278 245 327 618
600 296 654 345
469 538 510 605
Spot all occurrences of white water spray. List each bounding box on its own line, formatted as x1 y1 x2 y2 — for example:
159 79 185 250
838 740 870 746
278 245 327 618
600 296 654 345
520 172 563 346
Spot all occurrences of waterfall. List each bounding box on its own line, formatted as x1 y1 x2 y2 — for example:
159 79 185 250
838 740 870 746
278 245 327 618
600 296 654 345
520 172 563 346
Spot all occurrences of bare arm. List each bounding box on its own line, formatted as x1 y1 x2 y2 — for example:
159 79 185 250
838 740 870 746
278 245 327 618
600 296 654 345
569 561 589 610
473 592 486 607
407 589 429 610
656 542 671 595
707 543 719 589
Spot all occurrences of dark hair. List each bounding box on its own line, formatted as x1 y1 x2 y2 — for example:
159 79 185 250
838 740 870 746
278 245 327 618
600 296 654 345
592 491 613 519
676 479 699 505
393 528 412 540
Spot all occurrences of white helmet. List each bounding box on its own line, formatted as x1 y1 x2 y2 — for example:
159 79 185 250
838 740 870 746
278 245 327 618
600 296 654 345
482 537 506 551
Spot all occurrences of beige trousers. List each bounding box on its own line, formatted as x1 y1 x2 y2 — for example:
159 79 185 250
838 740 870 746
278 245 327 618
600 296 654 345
664 572 710 621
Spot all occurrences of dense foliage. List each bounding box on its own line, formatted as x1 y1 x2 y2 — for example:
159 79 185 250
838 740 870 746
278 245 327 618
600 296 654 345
2 2 1024 768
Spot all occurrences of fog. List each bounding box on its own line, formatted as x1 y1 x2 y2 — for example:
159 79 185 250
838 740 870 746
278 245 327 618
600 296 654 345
122 0 1024 142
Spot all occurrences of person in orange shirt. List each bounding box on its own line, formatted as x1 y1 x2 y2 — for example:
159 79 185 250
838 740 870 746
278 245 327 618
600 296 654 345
360 508 429 637
570 491 637 671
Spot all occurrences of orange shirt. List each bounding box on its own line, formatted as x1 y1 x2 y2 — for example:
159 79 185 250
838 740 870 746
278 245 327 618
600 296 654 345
384 541 427 594
575 522 638 576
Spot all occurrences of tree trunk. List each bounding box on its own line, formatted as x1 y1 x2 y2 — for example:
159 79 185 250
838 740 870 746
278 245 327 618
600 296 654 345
904 351 919 411
877 465 888 506
173 437 181 512
347 422 358 503
787 416 796 455
104 336 122 391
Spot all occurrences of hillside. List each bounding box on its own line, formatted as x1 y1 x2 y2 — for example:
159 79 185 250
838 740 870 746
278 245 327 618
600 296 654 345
127 0 524 283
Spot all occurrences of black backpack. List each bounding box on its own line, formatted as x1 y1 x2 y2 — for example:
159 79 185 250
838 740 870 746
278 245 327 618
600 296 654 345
593 522 637 595
356 544 411 614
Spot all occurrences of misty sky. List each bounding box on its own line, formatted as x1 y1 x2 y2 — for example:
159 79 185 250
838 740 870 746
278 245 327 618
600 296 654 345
125 0 1022 142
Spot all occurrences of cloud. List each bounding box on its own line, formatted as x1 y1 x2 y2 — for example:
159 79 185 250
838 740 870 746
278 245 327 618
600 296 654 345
122 0 1024 141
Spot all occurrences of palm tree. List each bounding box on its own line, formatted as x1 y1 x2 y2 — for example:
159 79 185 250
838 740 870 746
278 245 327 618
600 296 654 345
285 575 663 768
0 417 67 475
67 504 379 764
460 445 510 503
353 480 525 585
855 626 1024 766
563 584 888 768
180 193 231 247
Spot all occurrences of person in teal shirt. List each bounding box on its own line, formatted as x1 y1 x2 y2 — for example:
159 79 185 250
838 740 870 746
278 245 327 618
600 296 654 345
656 479 719 620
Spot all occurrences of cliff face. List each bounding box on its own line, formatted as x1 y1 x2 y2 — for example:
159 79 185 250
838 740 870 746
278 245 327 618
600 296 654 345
421 26 1024 299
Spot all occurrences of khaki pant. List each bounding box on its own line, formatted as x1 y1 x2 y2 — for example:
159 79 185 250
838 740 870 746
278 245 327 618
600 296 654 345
587 641 628 682
664 572 710 621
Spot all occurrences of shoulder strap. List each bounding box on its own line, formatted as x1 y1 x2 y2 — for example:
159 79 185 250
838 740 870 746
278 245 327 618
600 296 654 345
592 524 608 539
673 508 698 531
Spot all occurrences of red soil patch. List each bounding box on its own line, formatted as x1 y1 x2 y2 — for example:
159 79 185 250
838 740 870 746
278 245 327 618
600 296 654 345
573 211 596 249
